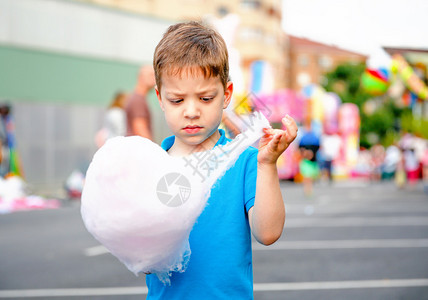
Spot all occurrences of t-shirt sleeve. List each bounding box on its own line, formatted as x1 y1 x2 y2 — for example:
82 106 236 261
244 149 258 213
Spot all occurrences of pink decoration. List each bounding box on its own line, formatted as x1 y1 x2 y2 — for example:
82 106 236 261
322 93 341 134
252 89 304 179
339 103 360 135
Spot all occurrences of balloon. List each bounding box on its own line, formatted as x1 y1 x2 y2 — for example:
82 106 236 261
361 68 390 96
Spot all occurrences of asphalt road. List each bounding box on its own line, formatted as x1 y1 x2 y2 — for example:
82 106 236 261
1 181 428 300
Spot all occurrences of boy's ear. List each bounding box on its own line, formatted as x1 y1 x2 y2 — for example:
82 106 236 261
223 81 233 109
155 86 165 111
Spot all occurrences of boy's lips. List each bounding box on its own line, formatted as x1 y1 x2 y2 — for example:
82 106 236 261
183 125 203 134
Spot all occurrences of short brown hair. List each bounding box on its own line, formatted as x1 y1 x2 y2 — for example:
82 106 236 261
153 21 229 92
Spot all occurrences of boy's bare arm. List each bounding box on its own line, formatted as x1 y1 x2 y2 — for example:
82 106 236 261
248 115 298 245
249 163 284 245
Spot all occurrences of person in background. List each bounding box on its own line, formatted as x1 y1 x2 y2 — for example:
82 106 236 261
298 124 320 195
319 133 341 183
395 147 406 189
404 148 419 187
382 143 401 180
370 143 385 181
95 92 128 148
125 65 156 139
299 148 319 196
104 92 127 139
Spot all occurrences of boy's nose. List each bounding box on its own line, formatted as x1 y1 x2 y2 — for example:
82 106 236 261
183 101 200 119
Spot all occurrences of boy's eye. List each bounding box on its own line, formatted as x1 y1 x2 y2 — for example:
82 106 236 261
201 97 213 102
170 99 183 104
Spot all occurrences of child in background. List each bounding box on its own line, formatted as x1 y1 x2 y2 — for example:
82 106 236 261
95 92 127 148
104 92 127 140
299 148 319 196
404 148 419 187
395 147 406 189
145 21 298 299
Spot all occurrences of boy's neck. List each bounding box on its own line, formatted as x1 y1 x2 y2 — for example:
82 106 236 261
168 130 221 157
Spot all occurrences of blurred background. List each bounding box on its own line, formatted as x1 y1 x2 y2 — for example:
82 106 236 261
1 1 428 299
0 0 427 207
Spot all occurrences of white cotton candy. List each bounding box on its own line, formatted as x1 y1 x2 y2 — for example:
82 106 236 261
81 112 270 284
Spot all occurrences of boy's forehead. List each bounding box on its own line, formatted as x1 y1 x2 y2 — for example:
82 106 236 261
164 65 211 78
161 66 221 84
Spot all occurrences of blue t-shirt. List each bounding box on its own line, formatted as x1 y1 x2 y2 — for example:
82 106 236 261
146 129 258 299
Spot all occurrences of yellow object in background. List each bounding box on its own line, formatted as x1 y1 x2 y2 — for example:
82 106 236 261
233 93 253 115
391 54 428 100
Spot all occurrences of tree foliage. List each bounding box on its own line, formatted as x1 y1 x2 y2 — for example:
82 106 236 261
323 62 369 111
322 62 408 148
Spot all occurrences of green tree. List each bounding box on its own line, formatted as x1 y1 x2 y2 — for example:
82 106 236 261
323 62 369 111
322 62 407 148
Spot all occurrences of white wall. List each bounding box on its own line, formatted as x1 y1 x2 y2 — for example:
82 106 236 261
0 0 172 63
0 0 174 194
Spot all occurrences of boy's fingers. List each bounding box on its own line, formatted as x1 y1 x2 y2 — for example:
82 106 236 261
261 115 297 154
263 123 297 150
282 115 298 130
269 133 283 150
263 128 276 135
282 119 298 141
280 132 289 143
279 133 292 150
265 128 287 135
284 128 295 141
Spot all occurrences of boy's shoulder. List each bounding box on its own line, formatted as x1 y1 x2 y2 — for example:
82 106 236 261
238 145 258 162
217 130 259 170
226 145 258 176
244 145 259 155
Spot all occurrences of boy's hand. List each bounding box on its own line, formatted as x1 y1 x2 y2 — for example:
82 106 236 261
258 115 298 165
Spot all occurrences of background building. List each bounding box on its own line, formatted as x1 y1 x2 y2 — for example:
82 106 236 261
286 35 367 90
77 0 287 91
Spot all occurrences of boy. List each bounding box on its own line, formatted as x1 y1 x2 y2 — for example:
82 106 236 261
146 21 297 299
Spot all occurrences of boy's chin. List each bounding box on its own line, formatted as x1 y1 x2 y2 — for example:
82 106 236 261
178 135 214 151
180 136 207 147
